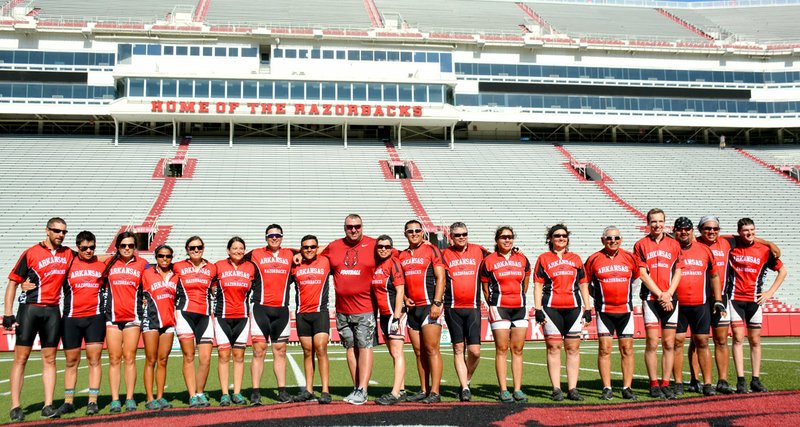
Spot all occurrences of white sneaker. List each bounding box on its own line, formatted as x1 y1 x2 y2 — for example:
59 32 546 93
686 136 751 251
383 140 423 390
349 388 367 405
343 388 357 403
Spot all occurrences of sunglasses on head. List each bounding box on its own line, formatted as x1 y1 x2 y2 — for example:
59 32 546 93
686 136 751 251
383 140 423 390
376 244 393 250
188 245 204 251
156 253 173 259
702 227 720 231
451 232 468 238
119 243 136 250
48 227 67 235
346 224 363 230
79 245 96 251
266 233 283 239
301 245 318 250
604 236 622 241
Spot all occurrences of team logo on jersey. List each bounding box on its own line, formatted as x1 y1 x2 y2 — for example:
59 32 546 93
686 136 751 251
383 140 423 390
344 248 359 268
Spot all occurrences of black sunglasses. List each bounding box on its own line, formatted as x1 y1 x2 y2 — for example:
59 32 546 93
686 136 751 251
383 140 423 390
48 227 68 235
188 245 204 251
266 233 283 239
405 228 423 235
301 245 318 250
702 227 720 231
451 232 468 238
79 245 96 251
376 244 393 250
119 243 136 249
346 224 363 230
156 254 173 259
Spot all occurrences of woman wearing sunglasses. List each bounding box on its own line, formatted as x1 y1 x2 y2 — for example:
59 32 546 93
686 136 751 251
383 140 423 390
533 224 592 401
141 245 179 410
103 231 148 412
480 226 531 403
174 236 217 408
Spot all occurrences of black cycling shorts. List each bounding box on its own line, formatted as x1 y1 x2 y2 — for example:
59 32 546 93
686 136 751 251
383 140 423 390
16 304 60 348
62 314 106 350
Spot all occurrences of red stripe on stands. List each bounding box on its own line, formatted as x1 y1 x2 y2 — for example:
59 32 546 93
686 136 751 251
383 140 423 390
516 2 556 34
192 0 211 22
383 141 442 233
0 0 24 16
735 148 800 186
363 0 383 28
655 8 715 41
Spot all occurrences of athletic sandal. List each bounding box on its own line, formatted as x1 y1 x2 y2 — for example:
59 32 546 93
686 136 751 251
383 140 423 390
109 400 122 413
124 399 137 412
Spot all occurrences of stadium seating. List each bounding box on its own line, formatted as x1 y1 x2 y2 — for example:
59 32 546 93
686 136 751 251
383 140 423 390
666 6 800 43
204 0 373 29
373 0 525 35
30 0 169 21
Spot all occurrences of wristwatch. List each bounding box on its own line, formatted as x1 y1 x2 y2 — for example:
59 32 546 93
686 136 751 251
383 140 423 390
433 300 443 307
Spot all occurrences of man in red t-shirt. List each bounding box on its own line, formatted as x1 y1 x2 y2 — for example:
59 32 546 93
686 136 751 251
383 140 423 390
633 208 683 399
4 218 74 421
727 218 787 393
321 214 379 405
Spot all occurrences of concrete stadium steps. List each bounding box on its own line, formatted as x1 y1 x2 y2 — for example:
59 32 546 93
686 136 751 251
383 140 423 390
666 6 800 43
563 142 800 307
373 0 525 34
32 0 171 21
205 0 373 28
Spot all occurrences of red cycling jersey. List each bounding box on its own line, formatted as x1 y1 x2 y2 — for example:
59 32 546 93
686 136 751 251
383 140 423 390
442 244 488 309
105 255 148 323
676 243 716 306
63 255 105 317
292 256 331 313
480 252 531 309
249 247 294 307
322 236 378 315
697 236 734 292
214 258 258 319
534 251 587 309
399 244 446 307
633 234 683 301
372 257 405 317
9 243 74 306
584 249 639 314
141 266 179 329
174 259 217 315
727 240 784 303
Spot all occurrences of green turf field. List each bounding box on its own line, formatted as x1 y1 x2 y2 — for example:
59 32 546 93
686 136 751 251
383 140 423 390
1 338 798 423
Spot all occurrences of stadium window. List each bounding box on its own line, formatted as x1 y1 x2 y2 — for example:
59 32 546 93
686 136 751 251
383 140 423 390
195 80 209 97
285 49 297 59
502 64 515 76
274 48 284 58
163 46 174 55
335 50 345 60
215 47 227 57
400 51 412 62
413 84 427 103
0 82 9 97
12 83 27 98
118 44 133 62
229 47 239 57
146 79 161 97
147 45 161 56
361 50 373 61
242 47 258 58
337 82 352 101
477 64 490 75
387 51 399 62
298 49 308 59
42 51 57 64
202 47 213 56
311 49 321 59
383 84 397 102
243 81 257 98
413 52 426 63
178 79 193 97
71 85 86 99
398 84 412 102
128 78 144 97
367 84 381 102
29 51 43 64
211 80 225 98
306 82 320 100
133 44 147 55
190 47 200 56
322 50 334 59
258 81 273 99
429 85 443 103
321 82 336 100
453 94 477 106
426 52 438 63
348 50 360 61
259 46 270 63
509 94 531 108
0 50 13 64
227 80 241 98
351 83 365 101
289 81 305 100
439 53 452 72
27 83 42 98
275 81 289 99
162 79 177 97
13 51 31 64
176 46 188 56
375 51 386 61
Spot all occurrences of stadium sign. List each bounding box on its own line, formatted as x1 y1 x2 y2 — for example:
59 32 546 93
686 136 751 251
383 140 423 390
150 100 424 117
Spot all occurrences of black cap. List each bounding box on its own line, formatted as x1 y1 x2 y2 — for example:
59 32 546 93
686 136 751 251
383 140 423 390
674 217 693 229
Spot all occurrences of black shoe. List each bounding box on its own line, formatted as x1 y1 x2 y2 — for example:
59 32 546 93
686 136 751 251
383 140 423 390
736 378 748 394
703 384 716 396
277 389 292 404
673 383 684 397
460 388 472 402
551 388 564 402
57 402 75 416
600 388 613 400
10 407 24 422
750 378 768 393
649 386 664 399
250 391 262 406
421 392 440 404
375 392 400 406
716 380 734 395
622 387 638 400
318 392 331 405
293 390 314 403
687 379 701 393
406 391 427 402
41 405 60 419
567 388 584 401
85 402 99 416
661 386 676 400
